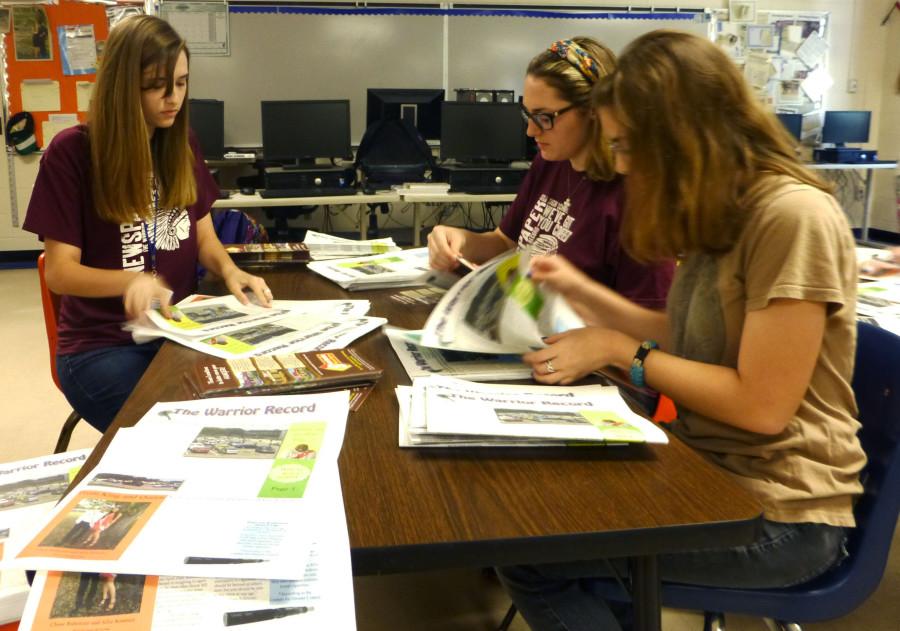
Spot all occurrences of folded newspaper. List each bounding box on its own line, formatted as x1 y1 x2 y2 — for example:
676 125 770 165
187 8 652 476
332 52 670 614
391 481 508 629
307 248 431 291
126 295 386 360
303 230 401 260
419 249 584 354
398 376 668 447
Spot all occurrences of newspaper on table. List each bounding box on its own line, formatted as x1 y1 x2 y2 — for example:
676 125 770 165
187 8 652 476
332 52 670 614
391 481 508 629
303 230 400 260
307 247 431 290
0 450 90 624
399 376 668 447
419 249 584 354
17 468 356 631
385 327 532 382
7 392 350 581
126 296 385 360
857 278 900 336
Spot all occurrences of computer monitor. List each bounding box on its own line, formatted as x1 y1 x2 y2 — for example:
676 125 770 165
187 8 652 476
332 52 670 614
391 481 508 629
188 99 225 159
260 100 351 165
775 113 803 142
366 88 444 141
440 102 527 163
821 111 871 146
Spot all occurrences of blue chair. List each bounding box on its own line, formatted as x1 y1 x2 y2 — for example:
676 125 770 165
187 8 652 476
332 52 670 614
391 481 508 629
590 321 900 630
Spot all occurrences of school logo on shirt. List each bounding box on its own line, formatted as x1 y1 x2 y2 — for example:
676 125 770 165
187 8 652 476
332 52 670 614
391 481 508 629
518 194 575 255
118 208 190 272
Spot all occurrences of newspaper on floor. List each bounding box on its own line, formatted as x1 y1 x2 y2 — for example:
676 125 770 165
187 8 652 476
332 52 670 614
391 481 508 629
418 250 584 354
307 247 431 290
126 296 385 360
0 450 91 624
303 230 400 260
17 467 356 631
399 376 668 447
385 327 532 382
8 392 350 581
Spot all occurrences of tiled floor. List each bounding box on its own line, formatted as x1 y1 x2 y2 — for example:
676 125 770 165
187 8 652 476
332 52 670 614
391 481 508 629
3 266 898 630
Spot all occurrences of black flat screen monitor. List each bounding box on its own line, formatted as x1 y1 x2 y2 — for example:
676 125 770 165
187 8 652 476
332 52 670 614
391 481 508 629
260 100 351 164
189 99 225 159
366 88 444 141
440 102 527 163
821 111 871 146
775 113 803 142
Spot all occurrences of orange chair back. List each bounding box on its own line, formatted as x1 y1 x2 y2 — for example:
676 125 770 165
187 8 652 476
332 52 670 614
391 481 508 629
37 252 63 391
652 394 677 424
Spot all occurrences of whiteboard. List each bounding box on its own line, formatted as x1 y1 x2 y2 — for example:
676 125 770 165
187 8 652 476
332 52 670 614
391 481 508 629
187 10 709 147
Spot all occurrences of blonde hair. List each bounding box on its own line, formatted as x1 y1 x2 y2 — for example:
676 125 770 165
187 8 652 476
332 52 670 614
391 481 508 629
593 30 833 262
527 36 617 181
89 15 195 224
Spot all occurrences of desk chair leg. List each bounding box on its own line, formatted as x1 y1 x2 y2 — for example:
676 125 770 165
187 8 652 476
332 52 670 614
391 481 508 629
496 604 517 631
764 619 802 631
703 612 725 631
54 411 82 454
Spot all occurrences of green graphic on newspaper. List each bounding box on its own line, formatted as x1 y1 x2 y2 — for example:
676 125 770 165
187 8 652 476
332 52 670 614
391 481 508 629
201 323 296 356
338 256 403 275
258 422 325 498
159 304 245 331
580 411 646 443
496 254 543 318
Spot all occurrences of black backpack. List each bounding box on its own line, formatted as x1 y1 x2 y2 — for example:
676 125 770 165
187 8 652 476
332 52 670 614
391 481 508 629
355 119 434 187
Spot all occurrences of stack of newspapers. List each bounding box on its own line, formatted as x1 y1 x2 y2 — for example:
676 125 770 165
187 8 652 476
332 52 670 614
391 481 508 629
397 375 668 447
124 294 386 360
303 230 401 261
4 392 357 630
308 247 431 291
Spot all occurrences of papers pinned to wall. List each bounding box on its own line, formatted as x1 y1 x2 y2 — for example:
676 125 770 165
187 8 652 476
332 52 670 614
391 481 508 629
20 79 59 112
75 80 93 112
796 30 828 69
57 24 97 75
41 113 78 147
160 1 229 56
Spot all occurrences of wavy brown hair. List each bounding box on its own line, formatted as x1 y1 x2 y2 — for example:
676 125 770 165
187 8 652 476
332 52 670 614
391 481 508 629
89 15 195 224
593 30 832 263
527 36 617 182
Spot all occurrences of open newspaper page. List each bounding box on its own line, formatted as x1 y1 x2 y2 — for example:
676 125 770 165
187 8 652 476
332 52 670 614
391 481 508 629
406 376 668 446
0 451 90 624
18 468 356 631
419 250 583 354
140 295 292 338
303 230 400 260
8 393 349 581
856 278 900 336
386 327 532 382
307 248 430 290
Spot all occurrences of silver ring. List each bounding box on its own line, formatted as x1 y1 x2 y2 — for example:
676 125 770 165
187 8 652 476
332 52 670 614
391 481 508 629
546 359 556 374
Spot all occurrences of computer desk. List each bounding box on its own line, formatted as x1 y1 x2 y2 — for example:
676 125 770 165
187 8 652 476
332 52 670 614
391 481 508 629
808 161 898 244
401 191 517 247
213 191 402 240
68 268 762 631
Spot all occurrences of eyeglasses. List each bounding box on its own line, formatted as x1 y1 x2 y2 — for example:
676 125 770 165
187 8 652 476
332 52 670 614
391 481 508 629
520 104 578 131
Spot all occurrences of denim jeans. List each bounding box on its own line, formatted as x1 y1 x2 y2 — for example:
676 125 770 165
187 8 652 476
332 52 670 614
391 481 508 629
496 520 848 631
57 341 163 433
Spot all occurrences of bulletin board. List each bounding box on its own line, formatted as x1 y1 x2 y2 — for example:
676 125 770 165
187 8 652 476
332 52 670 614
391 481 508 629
2 0 109 149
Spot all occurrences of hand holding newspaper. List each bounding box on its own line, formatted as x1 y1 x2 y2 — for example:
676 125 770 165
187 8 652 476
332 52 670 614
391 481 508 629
419 249 584 354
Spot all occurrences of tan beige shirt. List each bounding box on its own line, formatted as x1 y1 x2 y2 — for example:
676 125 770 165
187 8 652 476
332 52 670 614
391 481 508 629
667 179 865 527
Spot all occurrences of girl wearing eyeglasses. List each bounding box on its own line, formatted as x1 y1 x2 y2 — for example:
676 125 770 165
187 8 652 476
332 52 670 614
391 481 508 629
427 37 673 309
500 31 864 630
23 16 272 434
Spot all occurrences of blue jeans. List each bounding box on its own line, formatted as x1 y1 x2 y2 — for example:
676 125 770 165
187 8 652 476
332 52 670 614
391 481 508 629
56 341 163 433
497 520 847 631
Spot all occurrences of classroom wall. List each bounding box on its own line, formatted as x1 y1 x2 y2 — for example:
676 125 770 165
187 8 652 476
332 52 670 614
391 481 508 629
2 0 898 249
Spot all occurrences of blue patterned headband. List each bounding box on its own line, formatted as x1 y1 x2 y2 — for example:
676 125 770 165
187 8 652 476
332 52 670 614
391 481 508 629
549 39 601 84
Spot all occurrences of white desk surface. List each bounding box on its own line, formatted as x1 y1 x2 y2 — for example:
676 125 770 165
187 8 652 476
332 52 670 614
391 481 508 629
212 191 401 208
808 161 897 170
399 191 517 203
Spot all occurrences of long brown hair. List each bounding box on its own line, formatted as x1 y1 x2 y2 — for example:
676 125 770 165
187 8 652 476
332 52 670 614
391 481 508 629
593 30 832 262
89 15 195 224
527 36 617 181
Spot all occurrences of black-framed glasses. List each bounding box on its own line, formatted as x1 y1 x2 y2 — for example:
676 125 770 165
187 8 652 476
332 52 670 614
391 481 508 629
520 103 578 131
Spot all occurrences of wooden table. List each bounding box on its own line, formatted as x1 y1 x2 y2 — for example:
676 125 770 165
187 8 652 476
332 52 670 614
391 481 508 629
72 267 762 631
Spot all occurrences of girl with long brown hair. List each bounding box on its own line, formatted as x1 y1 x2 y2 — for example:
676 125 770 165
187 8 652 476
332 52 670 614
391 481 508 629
23 15 272 433
498 30 865 630
427 37 673 309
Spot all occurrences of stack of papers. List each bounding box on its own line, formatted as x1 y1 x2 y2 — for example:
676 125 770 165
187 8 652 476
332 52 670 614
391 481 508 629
857 279 900 336
398 375 669 448
126 295 386 359
9 393 357 630
0 450 90 624
308 247 431 291
303 230 400 261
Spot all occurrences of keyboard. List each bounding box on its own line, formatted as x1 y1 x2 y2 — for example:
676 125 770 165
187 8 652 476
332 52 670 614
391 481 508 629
259 187 359 199
448 185 521 195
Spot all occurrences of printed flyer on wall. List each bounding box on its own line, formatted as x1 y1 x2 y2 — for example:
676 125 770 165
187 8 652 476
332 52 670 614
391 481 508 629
9 393 350 581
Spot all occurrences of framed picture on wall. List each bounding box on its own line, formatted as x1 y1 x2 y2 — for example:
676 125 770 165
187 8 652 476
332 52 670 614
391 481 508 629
12 6 53 62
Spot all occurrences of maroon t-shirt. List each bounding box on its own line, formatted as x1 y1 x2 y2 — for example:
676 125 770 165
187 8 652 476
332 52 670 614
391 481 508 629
23 125 220 355
500 154 674 308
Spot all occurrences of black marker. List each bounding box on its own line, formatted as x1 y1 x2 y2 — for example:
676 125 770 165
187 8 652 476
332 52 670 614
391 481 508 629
183 556 264 564
223 606 313 626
